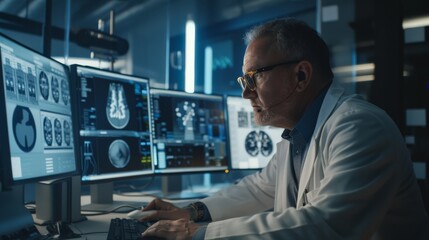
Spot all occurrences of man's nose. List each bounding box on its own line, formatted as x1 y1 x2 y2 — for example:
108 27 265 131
242 85 256 99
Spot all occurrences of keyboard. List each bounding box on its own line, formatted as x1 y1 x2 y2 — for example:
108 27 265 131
107 218 161 240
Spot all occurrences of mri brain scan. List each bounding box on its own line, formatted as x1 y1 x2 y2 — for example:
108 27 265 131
51 76 60 103
106 83 130 129
245 130 274 157
61 78 70 105
43 117 53 146
108 139 130 168
54 118 62 146
16 63 26 97
39 71 49 100
12 106 37 152
63 120 71 146
27 67 37 99
4 58 15 93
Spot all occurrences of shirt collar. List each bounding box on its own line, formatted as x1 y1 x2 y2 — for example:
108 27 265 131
281 82 330 143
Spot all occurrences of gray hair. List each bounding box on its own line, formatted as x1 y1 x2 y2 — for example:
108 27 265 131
244 18 333 79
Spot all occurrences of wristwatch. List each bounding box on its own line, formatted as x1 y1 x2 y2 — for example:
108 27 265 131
184 201 205 222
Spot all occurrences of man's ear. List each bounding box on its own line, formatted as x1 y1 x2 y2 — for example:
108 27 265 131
295 60 312 92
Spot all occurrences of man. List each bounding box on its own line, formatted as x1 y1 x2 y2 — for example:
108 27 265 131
142 18 429 239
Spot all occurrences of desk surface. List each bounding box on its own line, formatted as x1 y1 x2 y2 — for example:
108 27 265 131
34 194 198 239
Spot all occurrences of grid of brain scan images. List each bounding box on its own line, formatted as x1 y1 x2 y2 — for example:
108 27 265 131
72 66 153 182
0 36 76 181
226 96 284 169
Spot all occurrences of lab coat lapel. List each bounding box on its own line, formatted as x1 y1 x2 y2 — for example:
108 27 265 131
296 83 345 207
276 140 292 210
296 140 316 207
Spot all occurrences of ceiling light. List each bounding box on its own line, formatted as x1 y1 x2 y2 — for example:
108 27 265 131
403 16 429 29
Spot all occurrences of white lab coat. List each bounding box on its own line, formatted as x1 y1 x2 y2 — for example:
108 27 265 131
201 83 429 239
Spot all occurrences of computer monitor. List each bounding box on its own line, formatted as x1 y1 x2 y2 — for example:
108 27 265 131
0 33 78 187
70 65 153 211
226 96 284 169
150 89 229 174
0 33 79 237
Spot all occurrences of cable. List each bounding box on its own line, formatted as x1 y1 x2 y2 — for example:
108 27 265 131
114 175 156 194
81 204 140 216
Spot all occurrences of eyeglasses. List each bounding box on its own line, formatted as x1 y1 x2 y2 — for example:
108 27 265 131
237 60 301 91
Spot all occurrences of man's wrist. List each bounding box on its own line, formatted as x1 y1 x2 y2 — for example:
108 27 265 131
184 203 198 221
184 202 206 222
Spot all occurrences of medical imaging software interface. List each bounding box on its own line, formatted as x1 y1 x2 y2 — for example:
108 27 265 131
0 35 76 182
151 89 228 173
227 96 284 169
72 66 153 182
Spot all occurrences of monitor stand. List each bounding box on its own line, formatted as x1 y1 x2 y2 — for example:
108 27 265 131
158 175 208 200
33 176 86 225
81 182 146 213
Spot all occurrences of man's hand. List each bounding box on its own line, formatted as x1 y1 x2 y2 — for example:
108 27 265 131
141 198 191 222
142 218 200 240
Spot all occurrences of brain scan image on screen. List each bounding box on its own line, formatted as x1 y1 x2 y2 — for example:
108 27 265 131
61 79 70 105
108 139 130 168
51 76 60 103
0 33 77 184
39 71 49 100
16 63 26 98
106 83 130 129
43 117 53 146
63 120 71 146
259 131 274 156
175 101 196 140
244 130 274 157
54 118 62 146
237 108 249 128
4 57 15 94
27 67 37 101
245 131 259 156
12 106 36 152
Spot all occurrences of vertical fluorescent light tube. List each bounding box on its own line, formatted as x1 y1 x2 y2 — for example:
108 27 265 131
204 46 213 94
64 0 71 65
203 46 212 188
185 19 195 93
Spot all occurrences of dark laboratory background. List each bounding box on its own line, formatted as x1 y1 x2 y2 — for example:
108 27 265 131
0 0 428 211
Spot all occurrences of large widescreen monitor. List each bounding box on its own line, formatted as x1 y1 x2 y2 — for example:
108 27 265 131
0 33 80 237
70 65 153 182
70 65 153 211
150 89 229 174
0 33 78 187
226 96 284 169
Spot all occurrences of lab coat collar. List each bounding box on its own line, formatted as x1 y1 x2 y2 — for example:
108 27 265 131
296 82 345 207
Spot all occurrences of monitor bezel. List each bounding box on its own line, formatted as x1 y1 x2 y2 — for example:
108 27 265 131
69 64 155 185
0 32 80 188
150 88 230 175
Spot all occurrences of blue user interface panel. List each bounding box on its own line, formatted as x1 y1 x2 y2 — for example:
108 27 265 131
150 89 229 174
71 65 153 182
